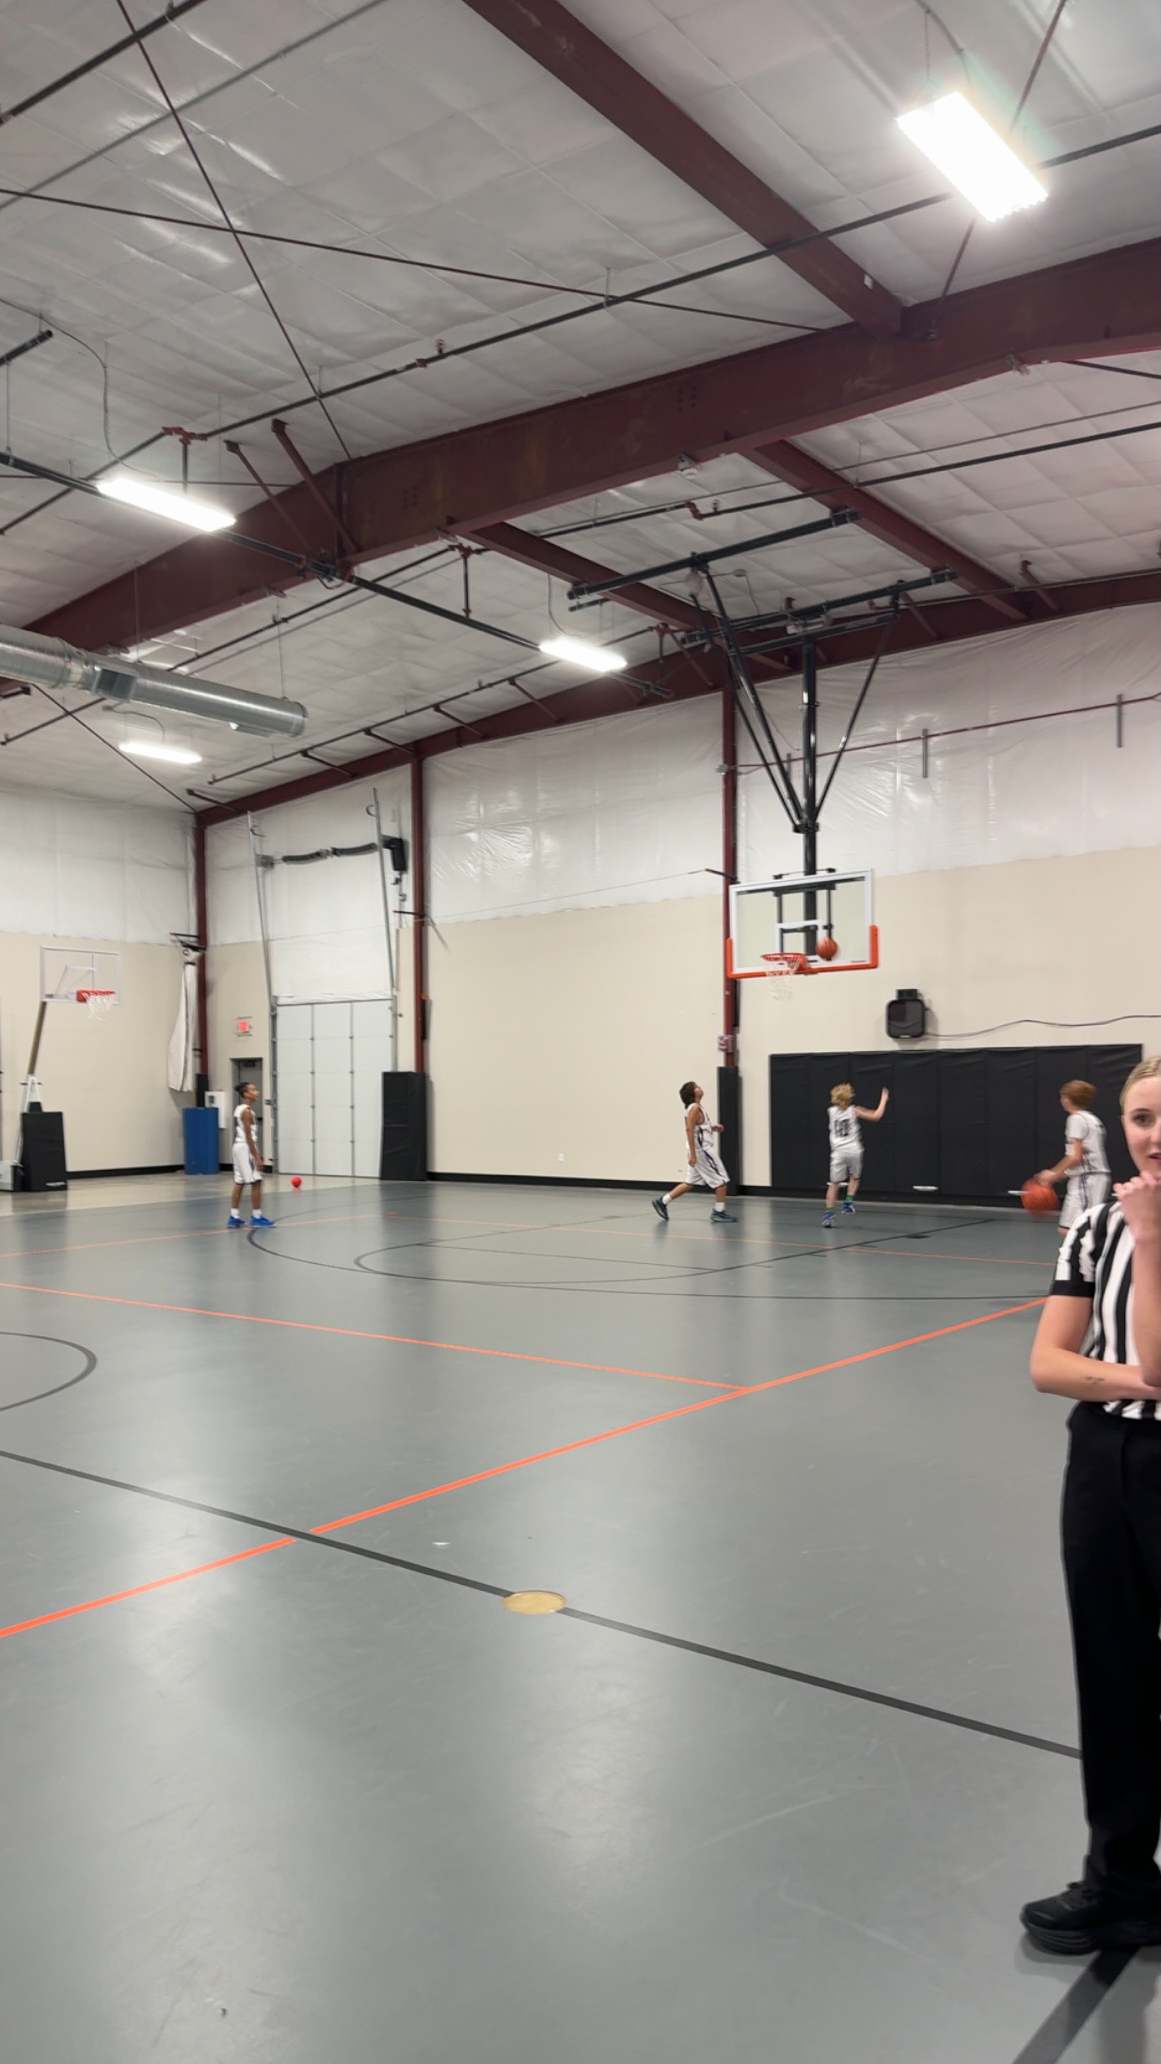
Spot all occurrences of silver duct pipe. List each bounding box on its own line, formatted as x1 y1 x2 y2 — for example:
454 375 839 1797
0 624 307 738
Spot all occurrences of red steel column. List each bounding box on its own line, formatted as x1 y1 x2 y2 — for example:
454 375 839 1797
722 684 738 1066
410 755 427 1075
194 816 210 1085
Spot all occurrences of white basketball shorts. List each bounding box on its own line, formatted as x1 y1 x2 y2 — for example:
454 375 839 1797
829 1146 863 1186
688 1143 730 1191
1059 1172 1109 1231
232 1140 261 1185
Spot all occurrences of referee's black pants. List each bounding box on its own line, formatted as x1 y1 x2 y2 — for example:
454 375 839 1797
1062 1404 1161 1902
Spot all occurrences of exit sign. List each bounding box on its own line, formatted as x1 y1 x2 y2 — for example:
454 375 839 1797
235 1017 253 1037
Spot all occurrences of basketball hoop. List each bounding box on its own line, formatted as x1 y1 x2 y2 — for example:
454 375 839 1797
761 950 810 1003
77 988 116 1022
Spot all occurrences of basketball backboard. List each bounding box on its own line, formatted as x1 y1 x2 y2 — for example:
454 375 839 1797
40 946 121 1005
727 870 878 979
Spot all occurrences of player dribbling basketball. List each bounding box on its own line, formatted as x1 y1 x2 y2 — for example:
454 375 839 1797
1036 1078 1111 1238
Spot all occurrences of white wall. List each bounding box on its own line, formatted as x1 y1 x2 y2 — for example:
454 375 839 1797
203 608 1161 1187
0 787 193 1170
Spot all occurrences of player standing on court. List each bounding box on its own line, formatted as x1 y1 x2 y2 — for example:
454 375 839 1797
1036 1078 1111 1237
652 1081 736 1224
822 1081 888 1228
228 1081 275 1230
1022 1056 1161 1954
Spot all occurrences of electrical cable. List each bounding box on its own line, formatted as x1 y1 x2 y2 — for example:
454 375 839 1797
0 117 1155 546
920 1016 1160 1038
0 0 210 129
112 0 354 463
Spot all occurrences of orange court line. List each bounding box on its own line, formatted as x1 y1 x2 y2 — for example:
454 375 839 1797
0 1276 730 1389
311 1296 1047 1533
0 1205 390 1264
0 1295 1043 1645
0 1537 291 1644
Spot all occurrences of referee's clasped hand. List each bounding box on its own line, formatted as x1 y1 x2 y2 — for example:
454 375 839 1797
1115 1169 1161 1246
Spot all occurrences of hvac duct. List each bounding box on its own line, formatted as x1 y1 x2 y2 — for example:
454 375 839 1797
0 624 307 738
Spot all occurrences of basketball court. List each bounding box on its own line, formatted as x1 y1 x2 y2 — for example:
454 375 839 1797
0 1 1159 2058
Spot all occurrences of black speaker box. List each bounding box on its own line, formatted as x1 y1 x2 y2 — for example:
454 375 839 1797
380 1072 428 1182
21 1109 68 1191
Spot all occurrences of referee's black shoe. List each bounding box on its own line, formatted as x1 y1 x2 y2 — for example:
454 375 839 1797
1020 1880 1161 1954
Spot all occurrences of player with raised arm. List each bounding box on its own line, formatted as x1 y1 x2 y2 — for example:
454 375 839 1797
1021 1057 1161 1954
652 1082 736 1225
228 1081 275 1230
1036 1078 1111 1237
821 1082 888 1229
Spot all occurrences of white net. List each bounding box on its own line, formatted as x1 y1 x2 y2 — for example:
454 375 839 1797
79 989 116 1022
762 952 807 1002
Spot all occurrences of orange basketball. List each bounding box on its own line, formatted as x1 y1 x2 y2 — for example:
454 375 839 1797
816 935 840 961
1021 1178 1057 1218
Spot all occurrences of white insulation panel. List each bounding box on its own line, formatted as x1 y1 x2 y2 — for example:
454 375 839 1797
206 608 1159 959
209 772 410 1000
0 785 192 942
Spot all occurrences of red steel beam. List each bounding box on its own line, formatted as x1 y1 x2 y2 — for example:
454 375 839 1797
746 439 1025 621
470 520 790 674
471 521 706 631
194 568 1159 827
459 0 901 338
30 239 1160 657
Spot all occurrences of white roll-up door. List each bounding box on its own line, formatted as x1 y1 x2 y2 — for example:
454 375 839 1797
274 998 393 1177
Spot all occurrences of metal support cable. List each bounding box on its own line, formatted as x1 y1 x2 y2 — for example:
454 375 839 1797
698 579 803 828
112 0 354 462
817 615 896 810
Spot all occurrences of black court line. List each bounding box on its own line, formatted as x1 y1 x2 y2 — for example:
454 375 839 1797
243 1208 1031 1302
0 1332 97 1413
0 1442 1078 1761
1009 1949 1137 2064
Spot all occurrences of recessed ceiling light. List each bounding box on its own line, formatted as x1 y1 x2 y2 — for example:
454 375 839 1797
538 635 627 674
896 92 1048 221
119 739 203 766
97 473 235 532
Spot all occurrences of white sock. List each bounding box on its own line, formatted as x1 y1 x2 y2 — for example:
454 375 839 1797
713 1202 725 1214
229 1209 241 1220
661 1192 674 1204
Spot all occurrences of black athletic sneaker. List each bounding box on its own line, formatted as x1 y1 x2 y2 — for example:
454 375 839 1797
1020 1880 1161 1954
652 1197 668 1222
711 1209 737 1223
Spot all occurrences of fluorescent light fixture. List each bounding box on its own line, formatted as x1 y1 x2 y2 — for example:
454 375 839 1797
538 635 627 674
896 92 1047 221
97 473 235 532
119 738 203 766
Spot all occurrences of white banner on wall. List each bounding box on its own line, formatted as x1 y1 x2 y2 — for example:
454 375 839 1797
205 608 1159 950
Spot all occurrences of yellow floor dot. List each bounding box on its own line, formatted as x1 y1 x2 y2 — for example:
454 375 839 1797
503 1590 566 1615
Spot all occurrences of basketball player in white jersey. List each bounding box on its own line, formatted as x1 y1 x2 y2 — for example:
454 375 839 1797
652 1081 737 1223
822 1081 888 1228
1037 1079 1111 1237
228 1081 275 1229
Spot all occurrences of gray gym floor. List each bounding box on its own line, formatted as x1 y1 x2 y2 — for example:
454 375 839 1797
0 1176 1157 2063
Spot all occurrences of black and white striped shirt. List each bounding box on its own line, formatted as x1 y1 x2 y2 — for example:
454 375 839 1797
1051 1199 1158 1423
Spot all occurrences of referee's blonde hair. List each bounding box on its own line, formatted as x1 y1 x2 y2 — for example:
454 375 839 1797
1121 1056 1160 1106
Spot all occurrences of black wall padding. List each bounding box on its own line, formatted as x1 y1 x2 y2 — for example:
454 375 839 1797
767 1044 1141 1200
716 1066 742 1190
380 1072 428 1182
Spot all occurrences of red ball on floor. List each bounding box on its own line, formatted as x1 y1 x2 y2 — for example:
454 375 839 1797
291 1175 302 1188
